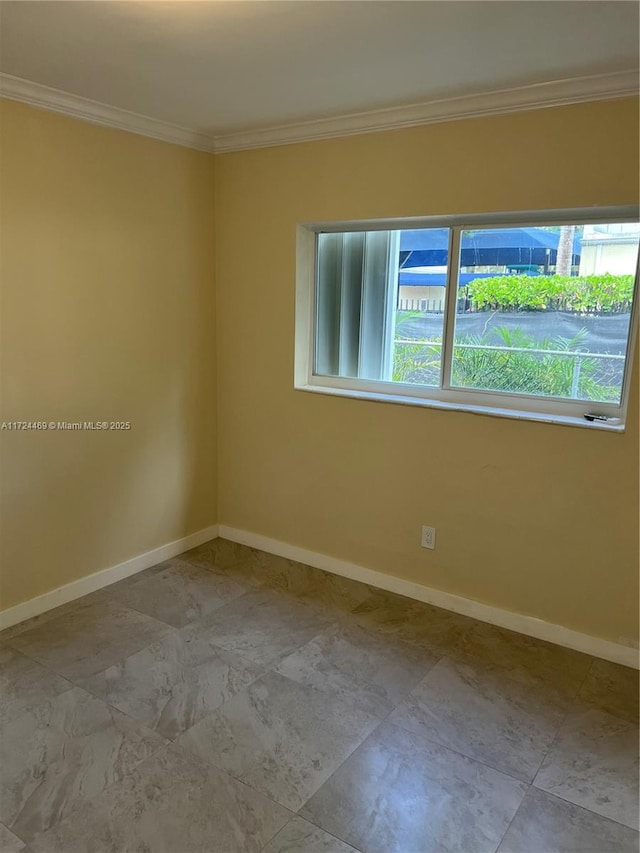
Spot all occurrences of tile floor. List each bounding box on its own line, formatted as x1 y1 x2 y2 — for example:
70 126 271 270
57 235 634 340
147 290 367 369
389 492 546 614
0 538 638 852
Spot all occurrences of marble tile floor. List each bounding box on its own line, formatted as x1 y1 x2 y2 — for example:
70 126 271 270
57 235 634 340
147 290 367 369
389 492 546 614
0 537 637 853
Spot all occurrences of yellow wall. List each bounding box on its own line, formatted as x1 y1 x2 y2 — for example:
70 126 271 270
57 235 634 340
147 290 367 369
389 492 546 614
2 97 638 647
215 98 639 646
0 100 217 609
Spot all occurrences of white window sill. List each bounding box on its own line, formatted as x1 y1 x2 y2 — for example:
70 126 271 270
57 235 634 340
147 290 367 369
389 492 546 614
295 383 626 432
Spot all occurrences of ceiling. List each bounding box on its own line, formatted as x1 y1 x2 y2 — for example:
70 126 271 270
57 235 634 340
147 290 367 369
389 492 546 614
0 1 638 146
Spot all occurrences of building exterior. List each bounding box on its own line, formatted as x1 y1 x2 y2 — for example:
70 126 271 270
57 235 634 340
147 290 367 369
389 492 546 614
578 223 640 275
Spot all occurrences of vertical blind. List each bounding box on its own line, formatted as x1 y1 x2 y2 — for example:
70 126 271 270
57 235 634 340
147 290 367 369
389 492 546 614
315 230 400 380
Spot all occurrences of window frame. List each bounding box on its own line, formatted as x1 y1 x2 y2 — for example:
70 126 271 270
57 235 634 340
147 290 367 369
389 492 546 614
295 206 640 431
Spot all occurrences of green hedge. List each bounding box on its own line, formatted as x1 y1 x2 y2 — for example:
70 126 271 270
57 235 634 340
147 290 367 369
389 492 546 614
466 273 634 313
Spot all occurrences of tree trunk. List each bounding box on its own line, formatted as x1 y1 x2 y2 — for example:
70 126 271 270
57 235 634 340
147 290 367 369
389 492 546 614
556 225 575 276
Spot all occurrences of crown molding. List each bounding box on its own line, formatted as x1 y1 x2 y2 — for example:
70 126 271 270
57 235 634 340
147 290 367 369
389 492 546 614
0 73 216 153
2 69 638 155
213 69 639 152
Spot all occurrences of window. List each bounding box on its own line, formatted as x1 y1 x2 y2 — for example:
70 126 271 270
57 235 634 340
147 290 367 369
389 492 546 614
295 208 640 429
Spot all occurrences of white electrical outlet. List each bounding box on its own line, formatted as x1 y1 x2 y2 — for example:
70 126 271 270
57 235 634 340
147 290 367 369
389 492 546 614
421 525 436 549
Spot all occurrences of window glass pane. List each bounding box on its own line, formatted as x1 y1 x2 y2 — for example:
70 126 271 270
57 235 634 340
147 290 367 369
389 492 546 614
450 223 639 403
392 228 448 386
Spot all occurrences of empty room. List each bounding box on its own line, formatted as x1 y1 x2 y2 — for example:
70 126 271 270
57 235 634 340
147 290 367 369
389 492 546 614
0 2 638 851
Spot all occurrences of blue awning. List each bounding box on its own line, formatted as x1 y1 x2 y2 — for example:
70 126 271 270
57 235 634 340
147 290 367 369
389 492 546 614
399 227 581 270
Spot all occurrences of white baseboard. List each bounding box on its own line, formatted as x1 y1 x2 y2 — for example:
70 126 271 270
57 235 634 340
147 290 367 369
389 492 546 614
0 524 219 631
219 525 639 669
3 521 636 669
